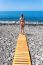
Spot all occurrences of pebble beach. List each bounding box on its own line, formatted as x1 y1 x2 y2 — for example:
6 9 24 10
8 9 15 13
0 24 43 65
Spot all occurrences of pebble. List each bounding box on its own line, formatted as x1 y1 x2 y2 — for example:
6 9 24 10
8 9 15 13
0 24 43 65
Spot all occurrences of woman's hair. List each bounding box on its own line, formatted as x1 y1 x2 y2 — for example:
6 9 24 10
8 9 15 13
21 14 24 18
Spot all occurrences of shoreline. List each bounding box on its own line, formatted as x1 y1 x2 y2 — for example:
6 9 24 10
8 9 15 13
0 21 43 25
0 23 43 26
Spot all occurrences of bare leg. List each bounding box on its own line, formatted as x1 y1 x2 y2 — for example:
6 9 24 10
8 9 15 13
20 25 21 33
22 27 24 34
20 26 25 34
21 26 22 33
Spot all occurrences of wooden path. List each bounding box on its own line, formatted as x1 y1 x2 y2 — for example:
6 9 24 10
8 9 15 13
12 33 31 65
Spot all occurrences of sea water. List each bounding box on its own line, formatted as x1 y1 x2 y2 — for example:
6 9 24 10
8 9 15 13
0 11 43 23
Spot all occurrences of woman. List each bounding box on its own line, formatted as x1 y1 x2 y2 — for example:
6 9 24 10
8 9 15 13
20 14 25 34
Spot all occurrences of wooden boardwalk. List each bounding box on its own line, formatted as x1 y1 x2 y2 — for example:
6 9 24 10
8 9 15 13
12 33 31 65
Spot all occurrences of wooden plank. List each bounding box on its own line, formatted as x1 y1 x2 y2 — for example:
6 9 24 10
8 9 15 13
12 33 31 65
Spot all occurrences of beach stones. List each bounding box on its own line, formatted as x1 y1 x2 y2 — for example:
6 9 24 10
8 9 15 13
0 24 43 65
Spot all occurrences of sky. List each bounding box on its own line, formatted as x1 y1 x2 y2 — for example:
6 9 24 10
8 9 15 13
0 0 43 11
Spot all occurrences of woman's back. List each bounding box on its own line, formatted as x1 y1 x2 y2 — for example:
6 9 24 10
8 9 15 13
20 17 25 27
20 14 25 33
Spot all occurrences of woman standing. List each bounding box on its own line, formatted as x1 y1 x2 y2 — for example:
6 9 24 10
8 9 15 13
20 14 25 34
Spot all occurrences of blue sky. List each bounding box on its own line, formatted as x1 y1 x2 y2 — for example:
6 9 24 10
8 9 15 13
0 0 43 11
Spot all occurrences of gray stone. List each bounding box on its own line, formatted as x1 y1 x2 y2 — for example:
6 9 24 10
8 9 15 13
0 24 43 65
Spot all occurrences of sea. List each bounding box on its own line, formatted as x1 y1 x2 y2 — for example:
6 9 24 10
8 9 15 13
0 11 43 23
